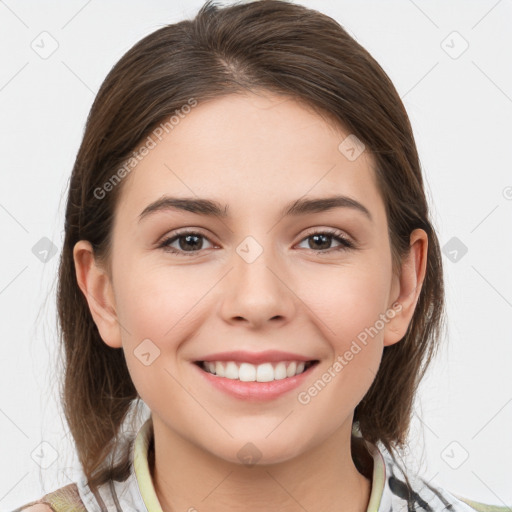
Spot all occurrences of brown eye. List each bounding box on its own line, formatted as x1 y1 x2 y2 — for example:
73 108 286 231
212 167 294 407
297 229 354 253
158 231 214 256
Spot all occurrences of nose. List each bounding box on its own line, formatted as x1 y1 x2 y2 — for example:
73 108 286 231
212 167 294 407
219 242 296 329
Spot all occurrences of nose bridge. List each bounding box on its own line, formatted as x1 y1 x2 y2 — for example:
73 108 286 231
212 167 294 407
219 232 294 325
232 233 282 290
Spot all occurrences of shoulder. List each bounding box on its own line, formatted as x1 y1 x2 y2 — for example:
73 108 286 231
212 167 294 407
13 506 53 512
454 495 512 512
378 448 510 512
11 482 87 512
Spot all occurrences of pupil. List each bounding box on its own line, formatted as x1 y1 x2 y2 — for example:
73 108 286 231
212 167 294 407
311 234 330 250
181 234 202 251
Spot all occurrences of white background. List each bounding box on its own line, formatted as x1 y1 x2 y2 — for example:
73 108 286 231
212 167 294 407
1 0 511 510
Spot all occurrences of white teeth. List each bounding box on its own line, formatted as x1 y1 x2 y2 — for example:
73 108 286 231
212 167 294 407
239 363 256 382
215 361 225 377
274 362 287 380
286 361 297 377
256 363 274 382
225 361 239 379
201 360 312 381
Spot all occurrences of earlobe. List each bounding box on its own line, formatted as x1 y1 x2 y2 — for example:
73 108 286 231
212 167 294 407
383 228 428 347
73 240 123 349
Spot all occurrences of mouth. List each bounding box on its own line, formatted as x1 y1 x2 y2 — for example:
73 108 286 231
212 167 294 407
194 360 320 382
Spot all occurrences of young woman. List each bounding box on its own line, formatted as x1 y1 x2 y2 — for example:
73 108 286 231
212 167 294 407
13 1 506 511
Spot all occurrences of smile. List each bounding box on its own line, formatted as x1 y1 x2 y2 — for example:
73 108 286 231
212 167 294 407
196 360 317 382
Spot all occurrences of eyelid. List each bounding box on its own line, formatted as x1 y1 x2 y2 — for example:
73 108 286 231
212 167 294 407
300 226 354 245
157 227 211 243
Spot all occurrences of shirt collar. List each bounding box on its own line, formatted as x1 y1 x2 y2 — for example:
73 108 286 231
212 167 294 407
133 416 164 512
132 416 387 512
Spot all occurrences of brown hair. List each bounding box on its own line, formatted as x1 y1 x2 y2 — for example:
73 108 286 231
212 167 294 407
57 0 445 496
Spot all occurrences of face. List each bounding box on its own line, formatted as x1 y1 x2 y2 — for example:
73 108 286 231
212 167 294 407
76 91 425 465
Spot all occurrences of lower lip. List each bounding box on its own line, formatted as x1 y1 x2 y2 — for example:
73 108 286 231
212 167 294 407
193 362 318 401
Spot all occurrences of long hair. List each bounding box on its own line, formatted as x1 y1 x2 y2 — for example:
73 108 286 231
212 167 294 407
57 0 445 495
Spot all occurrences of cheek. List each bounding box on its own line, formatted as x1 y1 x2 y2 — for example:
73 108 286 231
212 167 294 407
295 261 391 346
112 262 204 412
294 261 391 405
114 258 209 340
293 266 389 421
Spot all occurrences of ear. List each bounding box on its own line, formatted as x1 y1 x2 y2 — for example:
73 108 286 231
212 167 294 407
383 228 428 347
73 240 123 349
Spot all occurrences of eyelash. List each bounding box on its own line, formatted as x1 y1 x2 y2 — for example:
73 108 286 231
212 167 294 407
157 228 355 257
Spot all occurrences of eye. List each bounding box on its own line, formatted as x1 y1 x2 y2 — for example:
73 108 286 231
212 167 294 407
158 228 355 257
296 229 354 253
158 230 215 256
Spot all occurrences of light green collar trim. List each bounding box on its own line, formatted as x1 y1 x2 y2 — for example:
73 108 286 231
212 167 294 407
364 439 386 512
133 416 163 512
352 421 386 512
133 416 386 512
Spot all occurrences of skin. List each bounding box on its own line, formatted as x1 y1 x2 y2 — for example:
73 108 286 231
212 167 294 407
74 91 427 512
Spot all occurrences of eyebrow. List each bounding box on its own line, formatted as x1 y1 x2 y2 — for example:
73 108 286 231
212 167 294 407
138 194 373 223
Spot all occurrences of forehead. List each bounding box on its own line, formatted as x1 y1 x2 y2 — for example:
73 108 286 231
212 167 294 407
115 91 385 227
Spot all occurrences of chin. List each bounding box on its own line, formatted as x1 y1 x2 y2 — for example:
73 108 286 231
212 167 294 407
201 434 311 468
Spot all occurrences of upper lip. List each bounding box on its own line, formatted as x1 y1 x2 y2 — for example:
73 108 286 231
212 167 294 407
196 350 316 365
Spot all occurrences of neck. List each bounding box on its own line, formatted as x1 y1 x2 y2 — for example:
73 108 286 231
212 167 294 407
149 418 373 512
